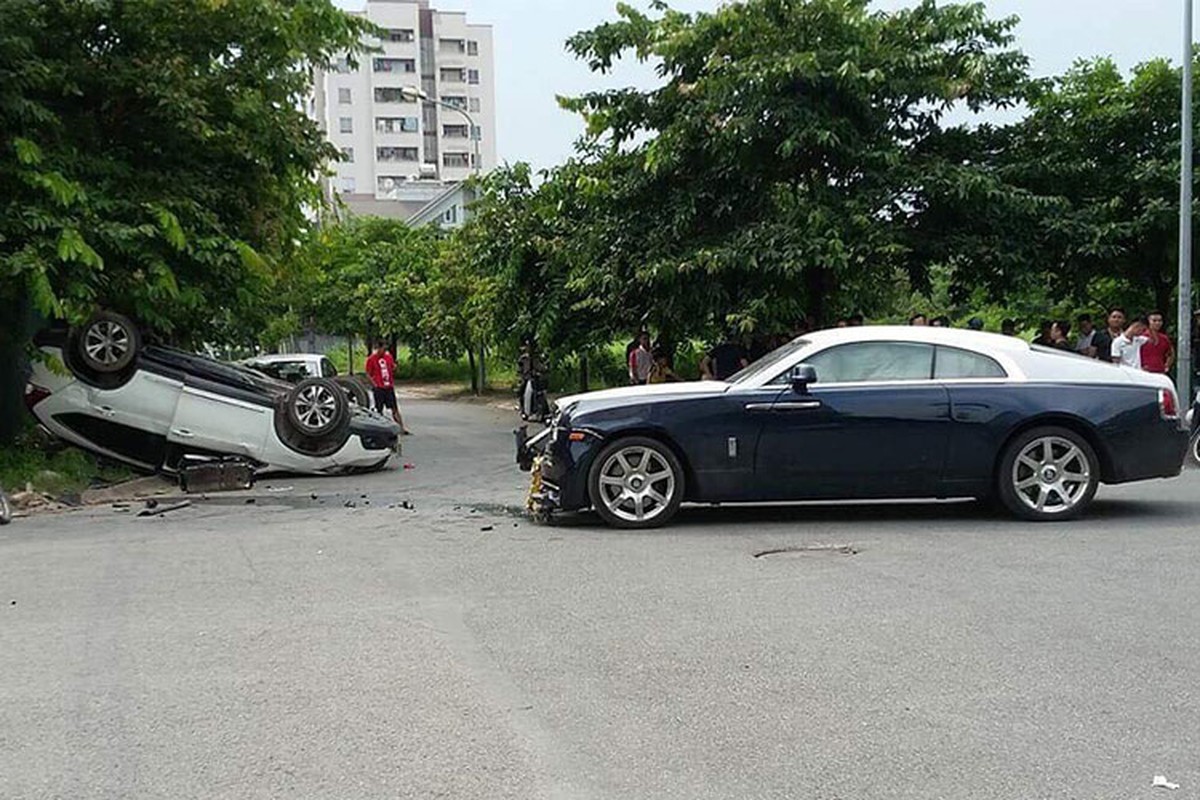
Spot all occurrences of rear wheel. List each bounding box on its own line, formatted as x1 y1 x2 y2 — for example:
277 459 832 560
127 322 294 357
0 488 11 525
1190 430 1200 467
997 426 1099 522
588 436 684 529
77 311 140 374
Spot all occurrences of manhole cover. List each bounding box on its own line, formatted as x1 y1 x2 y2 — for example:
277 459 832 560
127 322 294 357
753 544 860 559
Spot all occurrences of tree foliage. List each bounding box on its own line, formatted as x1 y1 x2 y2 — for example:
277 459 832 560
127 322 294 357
0 0 370 345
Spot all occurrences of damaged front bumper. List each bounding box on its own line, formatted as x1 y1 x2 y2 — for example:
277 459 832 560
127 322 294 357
515 425 559 519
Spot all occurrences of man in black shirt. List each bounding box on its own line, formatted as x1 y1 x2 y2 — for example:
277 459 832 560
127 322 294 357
1091 307 1127 363
701 336 750 381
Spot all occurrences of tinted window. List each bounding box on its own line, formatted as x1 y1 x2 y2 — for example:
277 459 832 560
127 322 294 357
934 347 1006 379
803 342 935 384
321 358 338 378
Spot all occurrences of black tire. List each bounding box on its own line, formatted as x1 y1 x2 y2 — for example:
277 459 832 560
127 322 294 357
285 378 350 438
75 311 140 374
0 489 11 525
334 376 370 408
587 436 684 529
1189 430 1200 468
996 426 1099 522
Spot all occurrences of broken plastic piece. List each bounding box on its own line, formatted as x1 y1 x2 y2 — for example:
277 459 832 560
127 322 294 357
1153 776 1180 790
137 501 191 518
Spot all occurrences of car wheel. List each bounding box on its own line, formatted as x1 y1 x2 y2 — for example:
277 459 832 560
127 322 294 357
76 311 141 374
1190 430 1200 467
997 426 1099 522
285 378 350 438
334 376 370 407
0 489 11 525
588 436 684 529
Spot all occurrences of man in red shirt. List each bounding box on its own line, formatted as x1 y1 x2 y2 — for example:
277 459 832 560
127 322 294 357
365 341 410 434
1140 311 1175 375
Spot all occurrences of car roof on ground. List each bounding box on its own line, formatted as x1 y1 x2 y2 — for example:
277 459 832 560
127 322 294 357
244 354 324 363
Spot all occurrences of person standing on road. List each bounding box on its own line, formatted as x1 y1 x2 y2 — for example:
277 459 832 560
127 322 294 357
700 332 750 381
1092 307 1127 364
628 331 653 385
365 341 411 435
1139 311 1175 375
1111 317 1150 370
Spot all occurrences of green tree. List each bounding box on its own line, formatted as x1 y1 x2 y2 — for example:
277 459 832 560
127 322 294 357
554 0 1030 332
0 0 370 345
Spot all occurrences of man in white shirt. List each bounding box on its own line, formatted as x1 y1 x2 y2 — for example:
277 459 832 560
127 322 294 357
1111 316 1150 369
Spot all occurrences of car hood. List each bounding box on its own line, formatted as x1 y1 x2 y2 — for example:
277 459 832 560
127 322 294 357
556 381 729 412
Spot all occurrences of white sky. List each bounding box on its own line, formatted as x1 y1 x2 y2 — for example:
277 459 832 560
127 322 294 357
336 0 1194 170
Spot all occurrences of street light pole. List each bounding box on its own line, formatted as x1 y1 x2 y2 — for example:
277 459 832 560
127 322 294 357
402 86 485 392
1179 0 1194 405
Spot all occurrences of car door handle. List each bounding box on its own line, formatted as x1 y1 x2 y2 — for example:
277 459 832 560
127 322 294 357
773 401 823 411
172 428 195 438
97 405 115 417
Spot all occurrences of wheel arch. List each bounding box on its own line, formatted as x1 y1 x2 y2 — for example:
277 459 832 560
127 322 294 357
592 426 696 499
993 414 1115 484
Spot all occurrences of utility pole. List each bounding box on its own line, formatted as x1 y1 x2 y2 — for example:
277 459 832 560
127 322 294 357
1179 0 1194 405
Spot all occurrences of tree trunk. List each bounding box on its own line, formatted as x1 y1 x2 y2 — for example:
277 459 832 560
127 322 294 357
804 266 831 329
467 347 478 395
347 336 354 375
579 354 590 393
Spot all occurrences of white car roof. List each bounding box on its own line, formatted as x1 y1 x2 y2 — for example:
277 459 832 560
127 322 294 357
245 354 324 364
802 325 1032 354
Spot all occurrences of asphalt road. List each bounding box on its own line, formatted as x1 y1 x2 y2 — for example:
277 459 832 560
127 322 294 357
3 397 1199 799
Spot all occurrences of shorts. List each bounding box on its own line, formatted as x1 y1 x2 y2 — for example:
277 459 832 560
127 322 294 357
373 386 397 412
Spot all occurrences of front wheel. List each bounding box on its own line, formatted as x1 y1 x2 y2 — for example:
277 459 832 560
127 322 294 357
285 378 350 438
588 436 684 529
1189 429 1200 467
996 426 1099 522
0 488 11 525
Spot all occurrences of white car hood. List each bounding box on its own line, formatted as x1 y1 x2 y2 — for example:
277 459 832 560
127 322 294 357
556 380 728 410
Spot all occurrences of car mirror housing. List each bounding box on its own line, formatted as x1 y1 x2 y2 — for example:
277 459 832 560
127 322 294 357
790 364 817 394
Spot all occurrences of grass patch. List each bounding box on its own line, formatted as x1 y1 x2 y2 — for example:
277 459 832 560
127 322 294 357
0 425 132 498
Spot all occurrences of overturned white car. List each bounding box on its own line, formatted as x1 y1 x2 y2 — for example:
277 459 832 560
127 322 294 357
26 312 399 475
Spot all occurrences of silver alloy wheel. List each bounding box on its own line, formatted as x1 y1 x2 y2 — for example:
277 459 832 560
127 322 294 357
83 320 131 366
1010 435 1092 515
0 489 11 525
292 383 339 432
596 445 677 524
1191 431 1200 466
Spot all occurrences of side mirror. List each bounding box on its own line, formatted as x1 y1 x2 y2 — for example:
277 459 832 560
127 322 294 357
790 364 817 394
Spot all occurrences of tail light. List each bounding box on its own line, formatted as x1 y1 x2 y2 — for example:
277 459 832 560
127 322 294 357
24 383 51 411
1159 388 1179 420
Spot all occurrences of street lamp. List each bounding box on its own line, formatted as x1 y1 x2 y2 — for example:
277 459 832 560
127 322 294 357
400 85 482 177
1179 0 1194 405
401 85 486 392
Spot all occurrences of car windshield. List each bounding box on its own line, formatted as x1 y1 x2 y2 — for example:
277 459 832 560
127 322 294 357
728 338 811 385
248 360 309 382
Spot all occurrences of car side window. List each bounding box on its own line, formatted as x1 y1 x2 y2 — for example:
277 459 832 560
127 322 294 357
934 347 1006 379
321 358 338 378
801 342 935 384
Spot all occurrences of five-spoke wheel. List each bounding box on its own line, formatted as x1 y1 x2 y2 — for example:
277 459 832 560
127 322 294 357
588 436 684 529
997 427 1099 521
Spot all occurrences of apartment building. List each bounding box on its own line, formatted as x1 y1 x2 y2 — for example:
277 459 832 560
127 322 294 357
312 0 496 222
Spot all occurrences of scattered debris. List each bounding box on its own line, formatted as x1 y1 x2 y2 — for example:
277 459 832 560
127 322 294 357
403 463 416 470
267 486 294 494
400 501 414 511
137 500 192 518
310 493 319 500
754 544 860 559
1153 776 1180 790
244 498 256 505
144 499 159 510
344 501 357 509
480 525 494 532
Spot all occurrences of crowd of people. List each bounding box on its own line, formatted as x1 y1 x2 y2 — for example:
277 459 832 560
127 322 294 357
624 306 1200 385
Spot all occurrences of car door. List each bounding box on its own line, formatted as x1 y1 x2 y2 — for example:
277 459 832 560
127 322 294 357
166 361 273 459
934 345 1012 497
753 341 952 499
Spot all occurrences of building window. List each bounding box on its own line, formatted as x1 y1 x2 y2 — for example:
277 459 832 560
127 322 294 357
378 146 419 162
374 58 416 73
443 205 458 224
468 69 480 85
376 117 419 134
338 87 352 104
377 176 410 198
442 124 469 139
374 87 414 103
340 146 354 163
443 152 470 168
386 28 415 42
439 68 465 83
469 97 481 113
440 38 466 54
467 40 479 56
442 96 467 110
332 56 352 74
470 125 482 141
340 176 356 194
338 116 353 133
